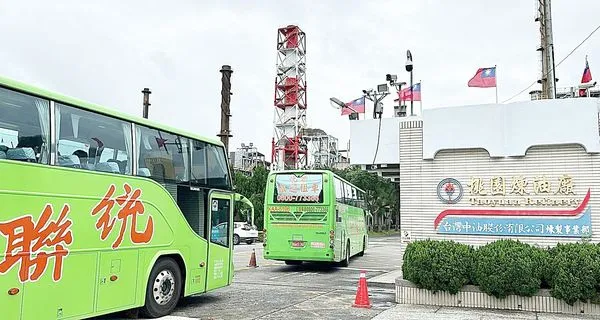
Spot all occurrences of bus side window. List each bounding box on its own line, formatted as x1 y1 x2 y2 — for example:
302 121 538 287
334 177 344 203
135 125 189 184
0 87 50 164
344 182 352 205
56 103 132 174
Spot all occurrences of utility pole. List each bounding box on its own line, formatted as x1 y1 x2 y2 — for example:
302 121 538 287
142 88 151 119
218 65 233 153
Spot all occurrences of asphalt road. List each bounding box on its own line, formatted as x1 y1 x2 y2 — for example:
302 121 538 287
98 234 402 320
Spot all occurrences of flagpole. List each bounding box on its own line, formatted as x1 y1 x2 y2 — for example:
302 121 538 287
494 64 498 104
419 80 423 116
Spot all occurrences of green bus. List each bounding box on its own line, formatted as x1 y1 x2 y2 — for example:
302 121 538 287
0 75 240 319
263 170 369 266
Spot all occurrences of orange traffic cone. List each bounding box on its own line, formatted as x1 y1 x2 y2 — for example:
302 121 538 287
248 249 258 268
352 270 372 308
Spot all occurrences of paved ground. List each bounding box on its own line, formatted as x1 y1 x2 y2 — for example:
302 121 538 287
98 235 401 320
94 234 596 319
372 304 599 320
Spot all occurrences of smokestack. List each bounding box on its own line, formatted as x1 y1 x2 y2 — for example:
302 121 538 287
218 65 233 153
142 87 151 119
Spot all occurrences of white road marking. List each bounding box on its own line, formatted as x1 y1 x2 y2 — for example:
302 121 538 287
268 271 300 280
337 267 389 273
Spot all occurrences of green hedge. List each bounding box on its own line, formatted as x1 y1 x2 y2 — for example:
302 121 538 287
403 239 600 306
402 239 474 294
474 239 546 299
545 243 600 305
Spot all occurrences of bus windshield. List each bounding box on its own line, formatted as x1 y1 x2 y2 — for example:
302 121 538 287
273 173 324 203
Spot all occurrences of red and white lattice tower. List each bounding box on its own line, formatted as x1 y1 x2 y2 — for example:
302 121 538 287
271 25 308 171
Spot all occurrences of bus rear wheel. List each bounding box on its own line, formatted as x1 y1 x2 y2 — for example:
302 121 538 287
358 237 366 256
285 260 302 265
140 257 182 318
339 242 350 267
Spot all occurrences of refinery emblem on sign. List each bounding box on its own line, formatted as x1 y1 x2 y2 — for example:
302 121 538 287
437 178 463 204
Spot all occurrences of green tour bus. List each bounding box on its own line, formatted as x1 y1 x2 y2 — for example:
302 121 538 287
0 75 243 319
263 170 369 266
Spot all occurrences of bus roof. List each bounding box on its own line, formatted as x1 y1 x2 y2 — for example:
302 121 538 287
270 169 366 193
0 75 224 146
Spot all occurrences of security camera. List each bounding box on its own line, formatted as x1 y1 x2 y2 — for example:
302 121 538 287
405 50 413 72
386 74 397 82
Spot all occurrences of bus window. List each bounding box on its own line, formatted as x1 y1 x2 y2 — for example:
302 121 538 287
334 177 344 203
56 103 132 174
357 190 365 209
344 182 352 205
0 87 50 164
190 139 207 186
135 125 189 183
206 143 231 190
210 198 230 247
273 173 323 203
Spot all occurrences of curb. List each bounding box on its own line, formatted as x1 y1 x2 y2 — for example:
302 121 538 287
368 281 396 290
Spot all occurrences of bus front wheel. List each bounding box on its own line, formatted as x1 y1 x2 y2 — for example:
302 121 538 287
140 257 182 318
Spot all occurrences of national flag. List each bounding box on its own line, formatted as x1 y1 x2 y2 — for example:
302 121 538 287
579 57 593 97
468 67 496 88
398 83 421 101
341 96 366 115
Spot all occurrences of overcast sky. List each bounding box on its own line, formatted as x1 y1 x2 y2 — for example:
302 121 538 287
1 0 598 156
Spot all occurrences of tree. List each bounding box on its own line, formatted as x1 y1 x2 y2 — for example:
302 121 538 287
232 166 269 230
330 166 398 231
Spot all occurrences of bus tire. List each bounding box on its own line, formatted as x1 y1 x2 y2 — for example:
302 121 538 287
358 237 366 256
234 234 240 245
340 241 350 267
140 257 182 318
285 260 302 265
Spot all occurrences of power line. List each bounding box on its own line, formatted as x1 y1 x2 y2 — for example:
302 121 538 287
502 23 600 104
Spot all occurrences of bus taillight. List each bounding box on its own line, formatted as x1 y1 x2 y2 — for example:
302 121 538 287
263 229 267 247
329 230 335 248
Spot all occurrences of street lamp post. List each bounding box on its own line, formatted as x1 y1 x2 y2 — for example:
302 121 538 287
386 74 406 117
363 85 389 119
330 97 358 114
405 50 414 116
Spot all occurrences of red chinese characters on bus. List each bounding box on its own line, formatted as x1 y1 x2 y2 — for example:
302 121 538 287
91 183 154 249
0 204 74 282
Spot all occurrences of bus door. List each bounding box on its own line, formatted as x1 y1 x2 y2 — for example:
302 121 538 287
206 191 233 291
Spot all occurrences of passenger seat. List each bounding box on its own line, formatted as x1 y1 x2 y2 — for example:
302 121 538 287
6 147 36 162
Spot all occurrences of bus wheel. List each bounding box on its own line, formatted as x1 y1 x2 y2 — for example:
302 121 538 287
285 260 302 265
340 242 350 267
358 237 366 256
140 257 182 318
234 234 240 245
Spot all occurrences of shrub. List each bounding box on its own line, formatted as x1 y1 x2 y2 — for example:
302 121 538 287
473 239 546 299
545 243 600 305
402 239 474 294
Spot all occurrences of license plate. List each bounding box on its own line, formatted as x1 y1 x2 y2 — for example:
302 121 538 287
292 241 304 248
